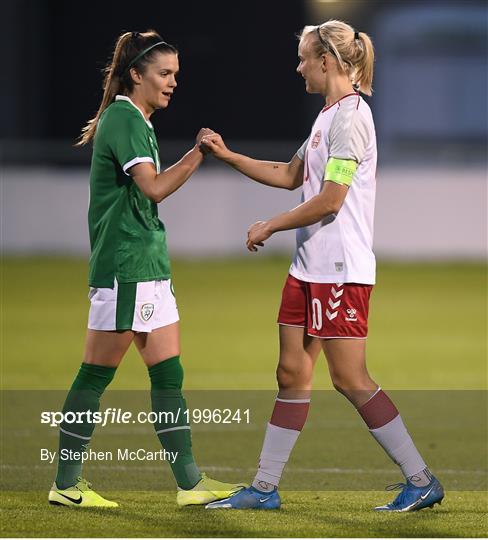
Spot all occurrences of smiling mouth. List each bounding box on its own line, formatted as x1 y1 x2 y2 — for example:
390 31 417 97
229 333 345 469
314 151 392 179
162 92 173 98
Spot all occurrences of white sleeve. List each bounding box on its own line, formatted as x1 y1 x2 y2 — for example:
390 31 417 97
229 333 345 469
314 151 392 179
328 100 370 163
296 137 309 161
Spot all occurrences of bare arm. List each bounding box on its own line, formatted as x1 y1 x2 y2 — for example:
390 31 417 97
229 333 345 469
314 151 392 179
246 181 348 251
200 133 304 191
129 128 213 203
129 147 202 203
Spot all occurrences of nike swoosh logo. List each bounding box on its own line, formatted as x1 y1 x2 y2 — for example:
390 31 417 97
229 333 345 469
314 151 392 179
259 496 272 503
402 487 436 511
419 487 434 501
59 493 82 504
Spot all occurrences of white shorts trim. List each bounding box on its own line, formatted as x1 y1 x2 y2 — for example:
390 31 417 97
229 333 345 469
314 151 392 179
306 333 367 340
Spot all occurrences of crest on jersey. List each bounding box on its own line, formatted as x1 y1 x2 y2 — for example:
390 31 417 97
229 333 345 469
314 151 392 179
141 303 155 321
311 130 322 149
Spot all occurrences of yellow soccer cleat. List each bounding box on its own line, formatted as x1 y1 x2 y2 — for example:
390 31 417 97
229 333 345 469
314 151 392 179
48 477 118 508
176 473 247 506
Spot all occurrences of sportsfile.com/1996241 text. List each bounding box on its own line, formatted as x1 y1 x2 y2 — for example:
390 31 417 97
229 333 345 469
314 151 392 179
40 408 251 427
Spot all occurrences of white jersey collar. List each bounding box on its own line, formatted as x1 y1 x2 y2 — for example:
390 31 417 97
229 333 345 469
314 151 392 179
115 95 153 128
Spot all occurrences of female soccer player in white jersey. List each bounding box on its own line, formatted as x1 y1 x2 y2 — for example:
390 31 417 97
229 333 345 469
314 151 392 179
202 20 444 512
48 30 243 508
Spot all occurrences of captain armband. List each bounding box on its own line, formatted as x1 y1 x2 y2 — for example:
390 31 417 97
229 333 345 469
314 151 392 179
324 157 358 187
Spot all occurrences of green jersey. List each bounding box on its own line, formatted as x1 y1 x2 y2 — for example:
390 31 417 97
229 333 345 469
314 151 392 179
88 95 171 287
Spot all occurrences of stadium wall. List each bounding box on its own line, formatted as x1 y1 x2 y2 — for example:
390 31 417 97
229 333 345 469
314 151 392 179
2 165 486 260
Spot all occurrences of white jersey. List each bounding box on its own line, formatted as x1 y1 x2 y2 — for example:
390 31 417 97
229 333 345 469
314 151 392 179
289 93 377 285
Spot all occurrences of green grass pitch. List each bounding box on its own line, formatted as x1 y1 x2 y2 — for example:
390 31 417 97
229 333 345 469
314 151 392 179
1 257 487 537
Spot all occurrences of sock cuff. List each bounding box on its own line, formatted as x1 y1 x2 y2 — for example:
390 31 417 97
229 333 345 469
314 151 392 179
276 397 311 404
71 363 117 392
148 356 180 373
149 356 183 390
357 389 399 429
270 399 310 431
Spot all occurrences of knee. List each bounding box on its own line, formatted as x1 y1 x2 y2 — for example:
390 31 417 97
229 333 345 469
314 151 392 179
330 372 376 400
276 364 294 389
148 356 183 390
276 362 310 390
331 377 349 396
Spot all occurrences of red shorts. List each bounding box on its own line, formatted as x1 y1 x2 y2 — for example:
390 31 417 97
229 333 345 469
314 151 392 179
277 274 373 339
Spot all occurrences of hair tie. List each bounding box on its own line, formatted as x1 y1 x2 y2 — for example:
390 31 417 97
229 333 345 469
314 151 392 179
131 32 141 40
354 31 360 40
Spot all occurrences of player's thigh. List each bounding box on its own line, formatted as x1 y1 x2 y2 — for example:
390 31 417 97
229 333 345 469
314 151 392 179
84 329 135 367
322 338 377 404
279 324 322 364
277 325 322 390
133 321 180 367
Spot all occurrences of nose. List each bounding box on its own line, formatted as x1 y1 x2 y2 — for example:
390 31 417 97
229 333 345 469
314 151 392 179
296 63 302 75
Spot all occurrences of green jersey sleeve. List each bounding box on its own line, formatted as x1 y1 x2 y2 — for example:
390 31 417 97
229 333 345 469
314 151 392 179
106 109 156 175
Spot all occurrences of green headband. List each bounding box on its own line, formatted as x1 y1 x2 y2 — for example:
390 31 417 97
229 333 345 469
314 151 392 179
126 41 167 70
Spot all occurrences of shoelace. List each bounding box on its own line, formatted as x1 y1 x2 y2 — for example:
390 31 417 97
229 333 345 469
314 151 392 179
385 482 406 491
76 477 92 491
384 482 410 506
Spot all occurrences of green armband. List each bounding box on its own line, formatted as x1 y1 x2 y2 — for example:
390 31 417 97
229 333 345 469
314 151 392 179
324 157 357 186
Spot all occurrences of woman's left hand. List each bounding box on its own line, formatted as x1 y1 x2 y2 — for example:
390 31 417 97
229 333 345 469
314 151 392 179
196 128 215 154
246 221 273 252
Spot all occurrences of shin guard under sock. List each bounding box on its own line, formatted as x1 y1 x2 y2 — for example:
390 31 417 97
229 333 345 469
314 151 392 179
55 363 116 489
253 396 310 490
148 356 201 490
358 388 427 479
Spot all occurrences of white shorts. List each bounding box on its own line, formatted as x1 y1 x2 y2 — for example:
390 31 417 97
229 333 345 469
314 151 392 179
88 279 179 332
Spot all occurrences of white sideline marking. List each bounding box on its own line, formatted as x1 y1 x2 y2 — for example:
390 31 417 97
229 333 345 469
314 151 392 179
1 464 485 475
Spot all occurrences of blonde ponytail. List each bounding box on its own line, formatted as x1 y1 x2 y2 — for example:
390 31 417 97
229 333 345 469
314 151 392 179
352 31 374 96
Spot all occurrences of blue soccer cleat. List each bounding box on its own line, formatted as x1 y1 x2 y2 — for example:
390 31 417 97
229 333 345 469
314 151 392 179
375 476 444 512
205 486 281 510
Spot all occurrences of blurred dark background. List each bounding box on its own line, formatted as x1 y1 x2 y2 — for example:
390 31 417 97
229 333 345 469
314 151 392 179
2 0 486 164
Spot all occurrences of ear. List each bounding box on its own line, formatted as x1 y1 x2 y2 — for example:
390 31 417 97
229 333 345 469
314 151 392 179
321 54 328 73
129 67 143 85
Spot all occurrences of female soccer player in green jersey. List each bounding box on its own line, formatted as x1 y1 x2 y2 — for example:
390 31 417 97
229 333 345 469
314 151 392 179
48 30 243 508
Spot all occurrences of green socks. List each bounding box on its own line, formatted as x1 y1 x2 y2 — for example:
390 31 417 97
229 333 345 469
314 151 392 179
148 356 201 490
55 363 116 489
55 358 200 491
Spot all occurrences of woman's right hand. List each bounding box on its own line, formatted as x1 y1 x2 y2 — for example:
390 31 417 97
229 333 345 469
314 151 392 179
195 128 215 147
199 132 232 161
